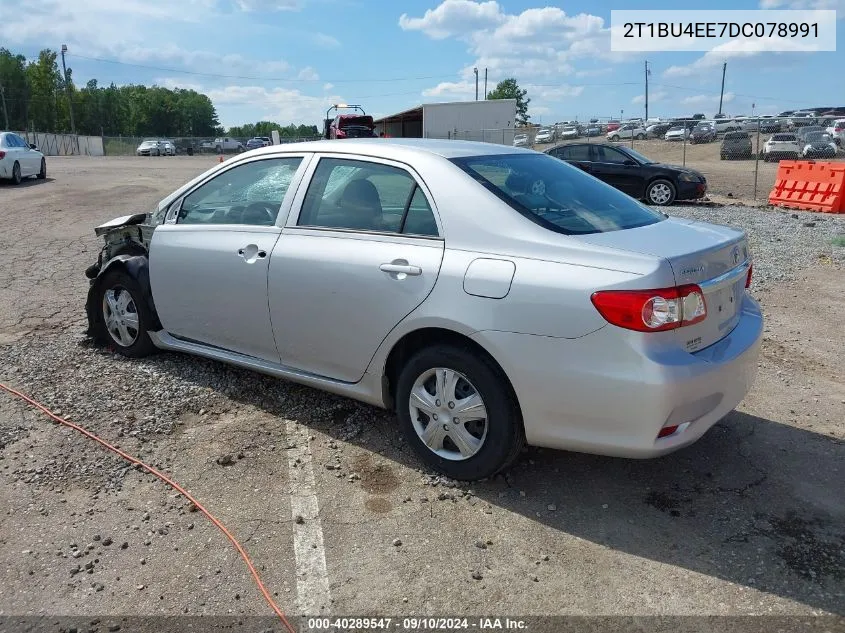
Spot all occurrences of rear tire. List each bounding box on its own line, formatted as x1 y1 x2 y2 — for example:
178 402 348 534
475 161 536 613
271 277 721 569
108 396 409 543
395 344 524 481
11 162 22 185
636 133 645 140
610 135 619 142
37 158 46 179
93 269 157 358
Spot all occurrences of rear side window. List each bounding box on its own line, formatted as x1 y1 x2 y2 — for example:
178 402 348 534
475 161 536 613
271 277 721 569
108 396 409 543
554 145 590 161
298 158 439 236
451 153 664 235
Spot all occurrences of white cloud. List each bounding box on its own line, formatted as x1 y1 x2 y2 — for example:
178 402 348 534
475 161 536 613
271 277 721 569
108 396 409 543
575 68 613 78
313 32 341 48
297 66 320 81
681 92 736 106
632 90 668 105
759 0 845 13
408 1 632 101
399 0 505 39
323 83 335 91
207 85 343 127
422 81 476 98
234 0 300 11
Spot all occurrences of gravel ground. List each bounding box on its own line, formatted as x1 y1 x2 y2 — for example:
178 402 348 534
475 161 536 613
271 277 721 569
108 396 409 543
1 157 844 623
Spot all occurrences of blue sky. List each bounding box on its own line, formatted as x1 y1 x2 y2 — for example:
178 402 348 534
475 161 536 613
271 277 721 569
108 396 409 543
3 0 844 129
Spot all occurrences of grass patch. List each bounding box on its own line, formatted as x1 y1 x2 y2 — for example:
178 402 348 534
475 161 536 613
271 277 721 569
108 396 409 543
831 235 845 248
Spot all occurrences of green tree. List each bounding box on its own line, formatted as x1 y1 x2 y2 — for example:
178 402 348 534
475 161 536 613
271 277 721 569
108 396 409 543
0 48 29 129
25 49 63 132
487 77 530 125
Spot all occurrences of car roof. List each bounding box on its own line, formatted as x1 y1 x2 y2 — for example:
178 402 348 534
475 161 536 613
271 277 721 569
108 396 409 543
244 138 534 159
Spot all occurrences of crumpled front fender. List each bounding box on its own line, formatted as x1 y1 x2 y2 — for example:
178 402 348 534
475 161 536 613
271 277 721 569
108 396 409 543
85 254 161 338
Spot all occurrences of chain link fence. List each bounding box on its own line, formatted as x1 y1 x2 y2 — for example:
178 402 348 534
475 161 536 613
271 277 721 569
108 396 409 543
426 117 844 201
101 135 324 156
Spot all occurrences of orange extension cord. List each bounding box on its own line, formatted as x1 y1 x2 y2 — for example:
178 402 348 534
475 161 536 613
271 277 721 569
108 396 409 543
0 382 297 633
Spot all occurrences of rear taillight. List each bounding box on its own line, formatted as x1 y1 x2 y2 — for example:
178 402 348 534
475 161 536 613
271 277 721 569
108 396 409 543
0 151 5 159
657 425 679 438
745 264 753 288
590 284 707 333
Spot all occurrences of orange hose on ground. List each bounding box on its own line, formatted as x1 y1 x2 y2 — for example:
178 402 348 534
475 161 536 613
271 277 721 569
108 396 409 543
0 382 297 633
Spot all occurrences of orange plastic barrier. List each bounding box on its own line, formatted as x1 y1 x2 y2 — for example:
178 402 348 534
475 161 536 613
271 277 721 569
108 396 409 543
767 160 845 214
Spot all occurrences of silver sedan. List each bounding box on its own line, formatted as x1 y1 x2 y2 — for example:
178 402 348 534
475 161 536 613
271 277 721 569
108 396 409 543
84 139 762 480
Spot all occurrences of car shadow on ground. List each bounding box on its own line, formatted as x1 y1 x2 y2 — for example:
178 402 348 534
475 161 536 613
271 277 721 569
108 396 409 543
0 177 55 187
126 347 845 615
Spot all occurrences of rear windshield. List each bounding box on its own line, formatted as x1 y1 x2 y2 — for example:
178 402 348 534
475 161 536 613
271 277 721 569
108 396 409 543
450 153 665 235
725 132 749 139
338 115 373 129
771 134 796 141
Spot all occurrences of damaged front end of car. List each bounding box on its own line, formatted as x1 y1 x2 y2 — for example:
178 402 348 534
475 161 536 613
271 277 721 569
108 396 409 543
84 213 161 340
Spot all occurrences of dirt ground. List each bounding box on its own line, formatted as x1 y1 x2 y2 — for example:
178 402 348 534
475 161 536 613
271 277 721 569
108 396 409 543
0 157 843 628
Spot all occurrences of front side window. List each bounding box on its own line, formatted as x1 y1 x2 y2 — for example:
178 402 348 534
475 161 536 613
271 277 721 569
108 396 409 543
556 145 590 161
177 157 302 226
298 158 438 236
451 153 664 235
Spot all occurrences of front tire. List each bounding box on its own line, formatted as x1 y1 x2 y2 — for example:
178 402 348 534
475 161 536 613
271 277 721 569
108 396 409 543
636 133 645 140
610 135 619 141
395 344 524 481
38 158 46 179
94 269 156 358
646 179 676 206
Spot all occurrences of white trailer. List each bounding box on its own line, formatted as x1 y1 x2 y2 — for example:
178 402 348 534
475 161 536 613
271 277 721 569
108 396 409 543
374 99 518 145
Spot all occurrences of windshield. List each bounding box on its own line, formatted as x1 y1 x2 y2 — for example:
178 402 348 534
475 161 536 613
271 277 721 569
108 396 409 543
806 132 831 142
450 153 665 236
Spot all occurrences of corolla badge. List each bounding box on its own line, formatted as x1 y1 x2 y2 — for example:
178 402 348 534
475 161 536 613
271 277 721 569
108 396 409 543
681 264 705 278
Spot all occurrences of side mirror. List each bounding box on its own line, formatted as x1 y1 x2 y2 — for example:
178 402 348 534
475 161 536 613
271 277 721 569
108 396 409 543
623 159 637 166
29 143 38 150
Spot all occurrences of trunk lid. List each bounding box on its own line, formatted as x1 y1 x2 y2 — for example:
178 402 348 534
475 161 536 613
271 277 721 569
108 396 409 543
575 217 750 352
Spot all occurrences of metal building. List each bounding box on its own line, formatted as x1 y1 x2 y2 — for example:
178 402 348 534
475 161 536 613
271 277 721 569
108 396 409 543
373 100 517 145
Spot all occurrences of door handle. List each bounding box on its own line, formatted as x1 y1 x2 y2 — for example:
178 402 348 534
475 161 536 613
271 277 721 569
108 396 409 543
237 245 266 262
380 263 422 276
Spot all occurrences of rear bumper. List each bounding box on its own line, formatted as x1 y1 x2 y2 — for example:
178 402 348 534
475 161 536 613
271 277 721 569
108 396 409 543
472 293 762 458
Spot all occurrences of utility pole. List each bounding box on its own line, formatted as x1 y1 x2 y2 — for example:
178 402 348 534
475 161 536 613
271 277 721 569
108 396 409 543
644 60 650 122
474 67 479 101
0 83 9 130
718 62 727 116
60 44 77 135
484 68 487 99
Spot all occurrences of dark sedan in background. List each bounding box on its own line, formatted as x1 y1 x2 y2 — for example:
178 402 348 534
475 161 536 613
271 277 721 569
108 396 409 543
545 143 706 206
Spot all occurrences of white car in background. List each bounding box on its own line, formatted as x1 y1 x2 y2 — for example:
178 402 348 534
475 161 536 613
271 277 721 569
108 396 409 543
826 118 845 146
559 126 580 140
762 133 801 161
161 140 176 156
0 131 47 184
513 133 529 147
534 128 555 144
664 126 691 141
607 123 646 141
137 139 164 156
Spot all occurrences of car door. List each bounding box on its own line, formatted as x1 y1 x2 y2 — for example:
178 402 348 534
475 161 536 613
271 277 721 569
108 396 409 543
268 154 445 382
590 145 642 196
149 154 309 362
8 134 34 176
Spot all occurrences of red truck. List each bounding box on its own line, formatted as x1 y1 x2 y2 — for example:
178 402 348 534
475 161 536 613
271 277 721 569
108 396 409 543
324 104 376 139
